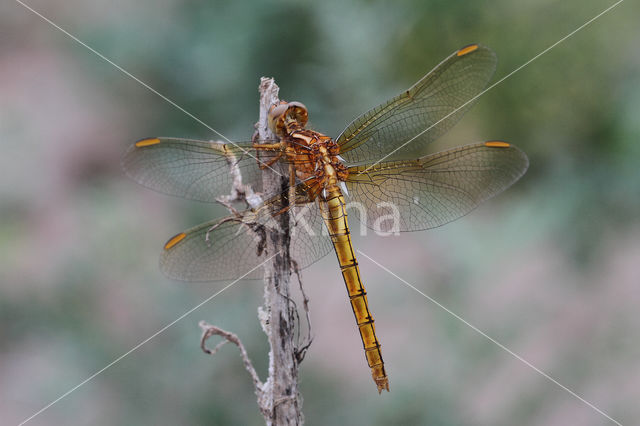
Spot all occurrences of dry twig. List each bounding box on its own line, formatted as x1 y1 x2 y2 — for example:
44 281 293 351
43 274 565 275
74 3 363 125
199 77 305 425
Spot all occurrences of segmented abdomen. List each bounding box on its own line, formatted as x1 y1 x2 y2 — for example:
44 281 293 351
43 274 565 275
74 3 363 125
318 184 389 393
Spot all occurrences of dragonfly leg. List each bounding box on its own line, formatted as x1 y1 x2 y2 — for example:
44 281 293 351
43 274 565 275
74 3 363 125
253 141 284 169
256 151 283 170
253 142 282 150
273 204 293 217
289 163 296 188
204 214 247 241
288 162 297 210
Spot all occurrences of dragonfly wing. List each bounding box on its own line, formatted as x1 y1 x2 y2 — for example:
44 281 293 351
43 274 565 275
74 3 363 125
122 137 281 202
160 185 333 282
345 142 528 232
160 216 270 281
337 44 497 163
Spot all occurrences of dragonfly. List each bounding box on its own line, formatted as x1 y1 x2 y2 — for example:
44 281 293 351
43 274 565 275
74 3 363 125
123 44 529 394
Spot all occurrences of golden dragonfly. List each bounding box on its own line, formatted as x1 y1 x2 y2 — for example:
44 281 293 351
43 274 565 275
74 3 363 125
123 44 528 393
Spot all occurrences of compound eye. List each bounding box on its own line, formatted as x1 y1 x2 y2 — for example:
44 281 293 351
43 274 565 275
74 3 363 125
268 102 289 135
267 101 309 136
268 103 289 122
286 102 308 127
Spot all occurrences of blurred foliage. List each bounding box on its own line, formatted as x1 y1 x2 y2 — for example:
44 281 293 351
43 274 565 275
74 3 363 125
2 0 640 425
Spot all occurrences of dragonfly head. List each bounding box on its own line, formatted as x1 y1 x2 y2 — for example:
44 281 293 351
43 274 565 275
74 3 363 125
268 101 308 137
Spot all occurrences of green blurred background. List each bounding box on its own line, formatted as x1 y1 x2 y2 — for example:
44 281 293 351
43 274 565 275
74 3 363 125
2 0 639 424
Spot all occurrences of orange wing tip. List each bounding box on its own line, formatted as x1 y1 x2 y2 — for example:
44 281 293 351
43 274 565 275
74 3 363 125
485 141 511 148
457 44 479 56
164 232 186 250
135 137 161 147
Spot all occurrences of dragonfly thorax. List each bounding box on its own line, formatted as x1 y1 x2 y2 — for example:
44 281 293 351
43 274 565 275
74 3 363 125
269 100 348 186
287 130 348 186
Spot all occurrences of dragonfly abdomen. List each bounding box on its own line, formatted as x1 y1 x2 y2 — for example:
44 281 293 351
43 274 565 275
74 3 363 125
319 184 389 393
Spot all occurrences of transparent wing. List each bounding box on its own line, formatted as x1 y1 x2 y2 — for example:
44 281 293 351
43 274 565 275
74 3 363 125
160 184 333 282
122 137 282 202
345 142 528 232
337 44 497 163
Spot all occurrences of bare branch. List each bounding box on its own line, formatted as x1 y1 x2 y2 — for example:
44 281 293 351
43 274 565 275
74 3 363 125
199 321 263 392
256 77 304 425
198 77 306 425
215 147 263 211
